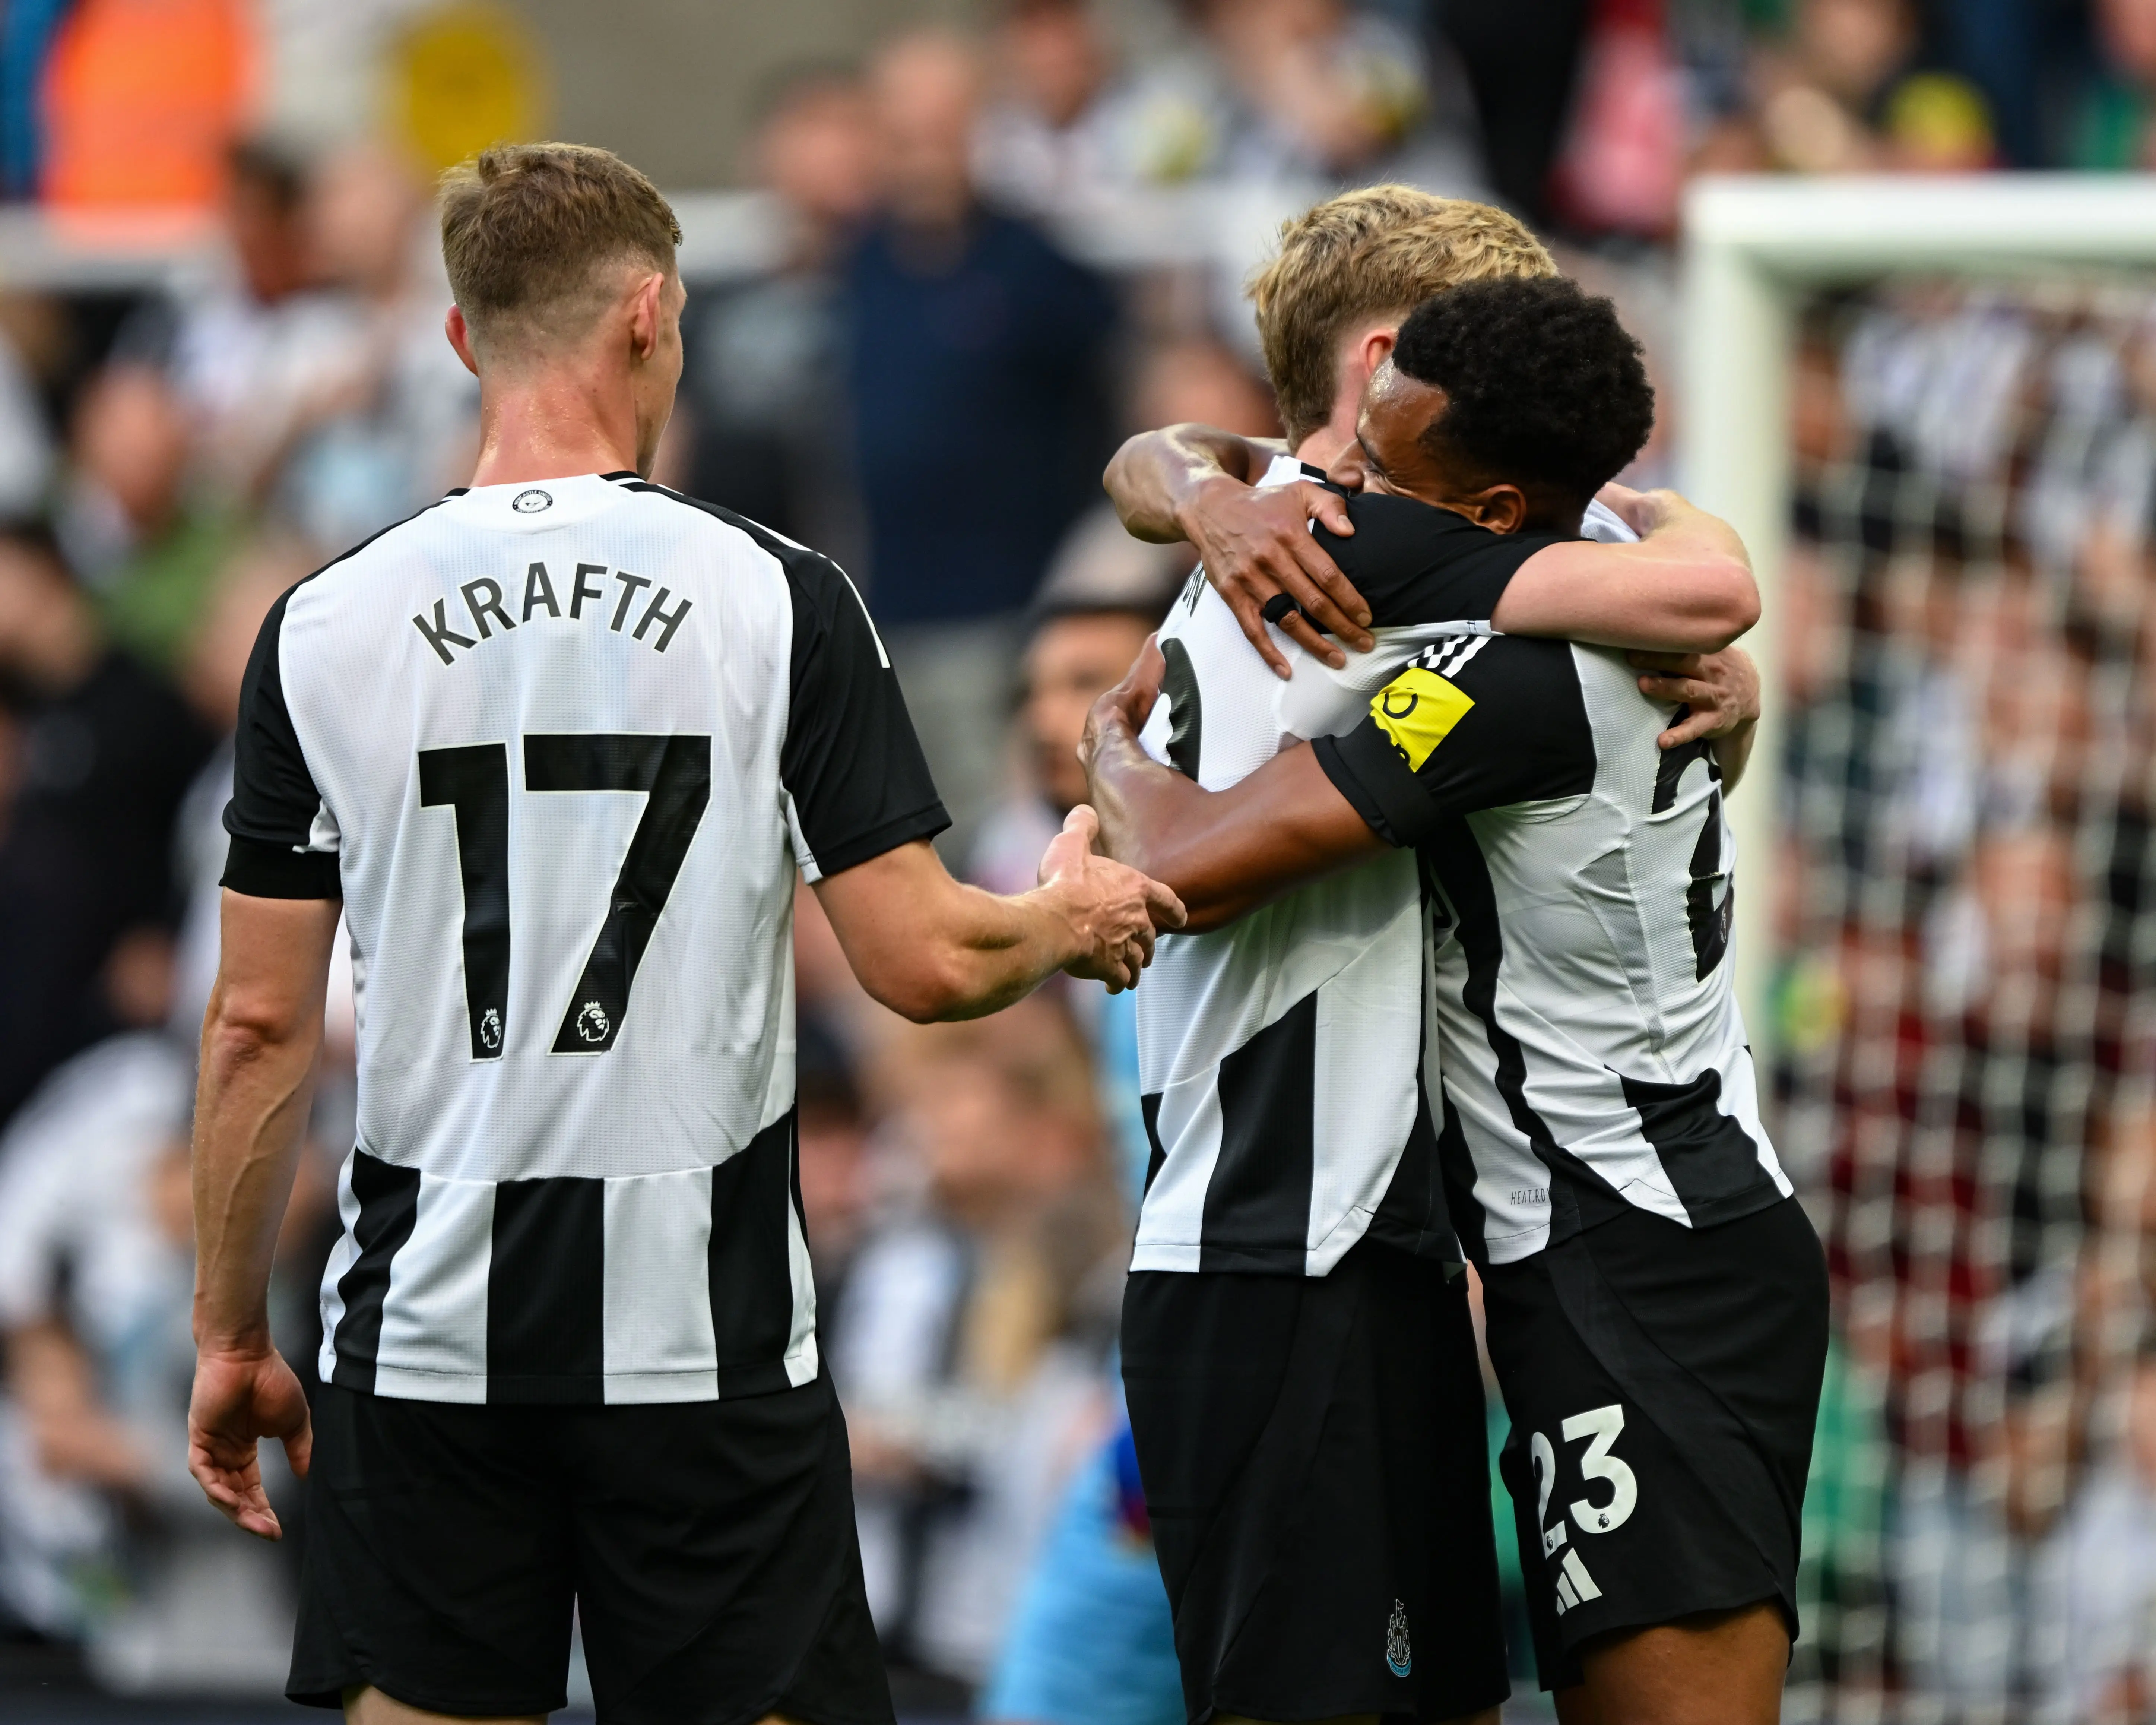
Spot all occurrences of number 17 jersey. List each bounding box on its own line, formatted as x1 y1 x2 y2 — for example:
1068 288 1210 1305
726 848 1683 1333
223 472 948 1405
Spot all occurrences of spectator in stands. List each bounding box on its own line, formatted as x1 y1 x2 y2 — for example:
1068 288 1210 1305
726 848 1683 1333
142 137 370 507
1884 818 2091 1710
274 141 477 553
1108 0 1476 192
832 1001 1123 1689
2034 1093 2156 1720
973 0 1120 215
679 65 877 568
843 28 1119 861
1744 0 1998 172
795 1017 875 1336
56 364 238 673
969 335 1273 899
967 524 1186 902
0 1034 195 1649
1434 0 1589 222
0 299 54 522
162 535 319 1046
0 526 210 1130
0 1024 324 1690
2073 0 2156 168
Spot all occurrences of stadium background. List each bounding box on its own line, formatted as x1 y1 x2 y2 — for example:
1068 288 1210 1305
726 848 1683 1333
1 1 2153 1721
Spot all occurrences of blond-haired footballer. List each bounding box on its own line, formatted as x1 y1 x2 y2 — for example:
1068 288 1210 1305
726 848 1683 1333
1089 189 1807 1725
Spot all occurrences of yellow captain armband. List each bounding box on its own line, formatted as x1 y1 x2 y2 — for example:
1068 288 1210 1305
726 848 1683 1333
1370 667 1475 770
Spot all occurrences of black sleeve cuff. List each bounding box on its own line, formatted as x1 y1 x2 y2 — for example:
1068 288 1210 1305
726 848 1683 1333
221 834 342 899
805 801 952 881
1314 730 1436 850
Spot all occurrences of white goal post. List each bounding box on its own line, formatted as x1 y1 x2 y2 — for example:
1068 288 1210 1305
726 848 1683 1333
1678 174 2156 1046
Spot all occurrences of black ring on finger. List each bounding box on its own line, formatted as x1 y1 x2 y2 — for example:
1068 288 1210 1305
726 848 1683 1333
1261 592 1300 627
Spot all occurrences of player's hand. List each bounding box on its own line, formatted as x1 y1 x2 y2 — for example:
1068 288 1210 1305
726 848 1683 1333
188 1345 312 1541
1595 482 1682 539
1630 646 1760 749
1179 475 1373 678
1037 805 1186 992
1081 634 1169 760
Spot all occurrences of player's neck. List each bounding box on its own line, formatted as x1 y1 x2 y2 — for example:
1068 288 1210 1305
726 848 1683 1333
1293 422 1355 472
467 368 645 488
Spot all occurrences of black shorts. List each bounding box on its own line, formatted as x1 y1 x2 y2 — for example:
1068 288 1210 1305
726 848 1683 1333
1481 1196 1830 1691
1122 1237 1509 1725
290 1374 891 1725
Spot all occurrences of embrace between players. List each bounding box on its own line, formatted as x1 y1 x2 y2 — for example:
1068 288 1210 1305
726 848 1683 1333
185 149 1824 1725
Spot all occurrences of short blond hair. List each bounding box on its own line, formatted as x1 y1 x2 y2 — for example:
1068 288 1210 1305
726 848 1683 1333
1247 186 1557 445
440 143 682 348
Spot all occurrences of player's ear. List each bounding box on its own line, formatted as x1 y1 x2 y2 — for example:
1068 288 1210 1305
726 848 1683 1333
444 306 480 378
627 271 665 363
1355 325 1398 387
1459 484 1528 535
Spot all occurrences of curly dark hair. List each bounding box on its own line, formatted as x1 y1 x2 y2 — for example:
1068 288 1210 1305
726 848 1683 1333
1389 277 1654 523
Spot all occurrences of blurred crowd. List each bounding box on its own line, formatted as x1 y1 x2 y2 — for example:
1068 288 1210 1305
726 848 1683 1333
1775 283 2156 1719
1 0 2156 1713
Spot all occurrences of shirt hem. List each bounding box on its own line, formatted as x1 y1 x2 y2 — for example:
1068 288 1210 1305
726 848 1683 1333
1129 1240 1310 1275
345 1358 819 1404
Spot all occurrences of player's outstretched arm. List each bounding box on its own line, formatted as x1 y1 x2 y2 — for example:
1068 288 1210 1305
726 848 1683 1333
1080 640 1383 934
190 890 340 1542
1103 422 1375 677
813 813 1186 1023
1493 484 1759 654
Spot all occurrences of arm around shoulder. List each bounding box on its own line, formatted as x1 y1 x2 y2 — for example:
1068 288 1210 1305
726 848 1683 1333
1079 642 1385 934
1492 488 1758 654
1102 423 1283 544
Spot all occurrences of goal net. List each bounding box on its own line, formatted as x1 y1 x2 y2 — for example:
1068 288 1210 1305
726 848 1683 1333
1683 178 2156 1725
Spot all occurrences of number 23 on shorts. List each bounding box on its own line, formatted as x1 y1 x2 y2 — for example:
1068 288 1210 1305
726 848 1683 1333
1528 1403 1639 1614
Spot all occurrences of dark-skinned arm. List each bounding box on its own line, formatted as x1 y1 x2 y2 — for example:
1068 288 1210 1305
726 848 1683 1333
1103 423 1375 675
1079 641 1383 934
1105 424 1756 681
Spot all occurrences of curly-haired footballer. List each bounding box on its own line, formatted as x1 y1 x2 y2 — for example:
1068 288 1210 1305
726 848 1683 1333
1086 277 1827 1725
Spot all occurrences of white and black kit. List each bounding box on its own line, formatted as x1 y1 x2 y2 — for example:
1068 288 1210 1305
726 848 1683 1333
1313 572 1828 1686
226 471 943 1720
1124 473 1572 1721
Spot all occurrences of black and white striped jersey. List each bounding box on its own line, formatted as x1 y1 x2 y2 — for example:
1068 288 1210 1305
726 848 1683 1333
1315 632 1791 1267
222 472 947 1404
1131 458 1575 1275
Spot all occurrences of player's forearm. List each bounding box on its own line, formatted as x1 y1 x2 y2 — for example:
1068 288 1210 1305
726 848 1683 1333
1494 501 1758 653
906 883 1090 1022
192 988 321 1356
1086 723 1375 935
1103 423 1284 544
816 847 1084 1023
